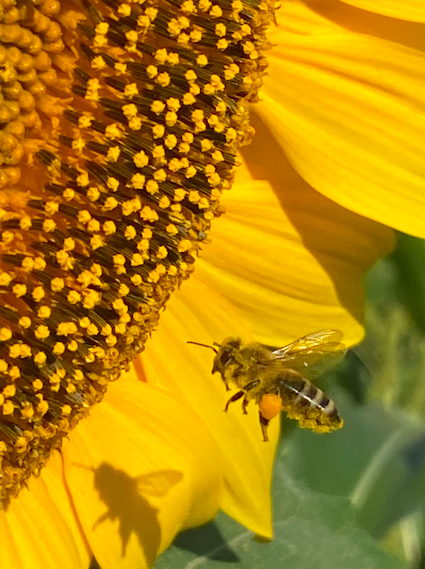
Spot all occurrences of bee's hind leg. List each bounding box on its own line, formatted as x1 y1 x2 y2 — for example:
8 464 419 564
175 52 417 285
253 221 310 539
224 390 244 412
259 413 270 442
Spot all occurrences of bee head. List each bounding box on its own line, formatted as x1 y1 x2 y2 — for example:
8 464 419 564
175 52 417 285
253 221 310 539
212 338 242 377
187 337 243 384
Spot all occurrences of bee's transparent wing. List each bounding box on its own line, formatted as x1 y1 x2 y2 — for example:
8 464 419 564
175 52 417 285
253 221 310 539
268 330 346 380
272 330 343 357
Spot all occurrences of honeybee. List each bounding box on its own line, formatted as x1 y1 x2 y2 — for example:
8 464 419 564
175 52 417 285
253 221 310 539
189 330 346 441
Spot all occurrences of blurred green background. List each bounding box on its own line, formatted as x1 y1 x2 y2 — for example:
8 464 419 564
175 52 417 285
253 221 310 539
153 232 425 569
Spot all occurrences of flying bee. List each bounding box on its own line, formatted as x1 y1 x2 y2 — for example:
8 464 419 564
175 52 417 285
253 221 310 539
189 330 346 441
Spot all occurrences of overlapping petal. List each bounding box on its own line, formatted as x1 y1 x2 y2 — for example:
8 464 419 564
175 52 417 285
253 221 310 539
259 2 425 237
0 452 90 569
62 370 223 569
339 0 425 23
142 281 279 538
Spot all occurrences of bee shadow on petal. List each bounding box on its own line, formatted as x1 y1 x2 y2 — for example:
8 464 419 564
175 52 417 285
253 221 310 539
87 462 183 565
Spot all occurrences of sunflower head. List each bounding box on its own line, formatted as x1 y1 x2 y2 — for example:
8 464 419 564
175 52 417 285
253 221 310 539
0 0 276 506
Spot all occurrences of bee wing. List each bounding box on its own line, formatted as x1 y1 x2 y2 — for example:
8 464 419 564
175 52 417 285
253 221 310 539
272 330 343 357
269 330 346 380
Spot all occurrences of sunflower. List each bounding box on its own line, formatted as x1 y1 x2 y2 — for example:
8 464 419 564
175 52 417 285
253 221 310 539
0 1 423 568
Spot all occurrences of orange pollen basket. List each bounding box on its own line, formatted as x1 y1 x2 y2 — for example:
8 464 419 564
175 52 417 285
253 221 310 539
259 393 283 421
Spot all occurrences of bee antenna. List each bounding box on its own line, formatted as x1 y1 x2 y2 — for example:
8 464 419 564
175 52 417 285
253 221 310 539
187 341 218 354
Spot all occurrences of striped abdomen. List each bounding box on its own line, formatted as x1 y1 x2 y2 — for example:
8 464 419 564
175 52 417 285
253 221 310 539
277 372 343 433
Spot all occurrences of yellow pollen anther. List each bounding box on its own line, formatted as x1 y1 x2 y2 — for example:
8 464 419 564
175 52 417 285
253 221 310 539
21 257 34 272
215 23 226 37
107 177 120 192
0 328 12 342
43 219 56 233
92 56 106 70
124 83 139 98
156 73 170 87
146 65 158 79
159 196 171 209
178 239 192 252
106 147 121 163
37 306 52 319
34 352 46 365
57 322 78 336
165 135 178 149
35 325 50 340
105 124 122 139
103 221 116 235
67 291 81 304
133 151 149 168
13 284 27 298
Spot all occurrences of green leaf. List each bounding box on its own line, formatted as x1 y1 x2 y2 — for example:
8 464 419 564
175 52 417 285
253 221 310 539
390 233 425 334
154 436 405 569
280 395 425 539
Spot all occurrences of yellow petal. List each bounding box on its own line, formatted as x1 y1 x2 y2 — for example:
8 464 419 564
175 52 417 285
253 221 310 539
1 452 90 569
62 369 222 569
195 112 395 350
339 0 425 22
281 1 425 52
142 280 279 538
260 8 425 237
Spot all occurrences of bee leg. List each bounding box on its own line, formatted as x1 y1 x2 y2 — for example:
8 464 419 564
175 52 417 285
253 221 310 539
224 390 244 412
259 412 270 442
219 373 231 391
239 380 260 414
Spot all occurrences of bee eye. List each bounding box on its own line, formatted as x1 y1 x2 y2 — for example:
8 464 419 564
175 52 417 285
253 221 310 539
220 350 232 366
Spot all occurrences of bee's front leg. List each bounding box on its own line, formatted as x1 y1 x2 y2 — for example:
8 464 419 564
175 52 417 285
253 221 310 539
219 373 231 391
224 390 244 412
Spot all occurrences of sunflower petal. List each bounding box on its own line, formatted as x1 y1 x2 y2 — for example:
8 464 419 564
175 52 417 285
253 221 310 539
62 370 222 569
260 12 425 237
339 0 425 23
0 452 90 569
194 111 395 350
142 281 279 539
282 1 425 52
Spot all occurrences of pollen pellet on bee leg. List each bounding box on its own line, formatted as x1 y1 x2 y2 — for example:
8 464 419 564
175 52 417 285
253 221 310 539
259 393 283 421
